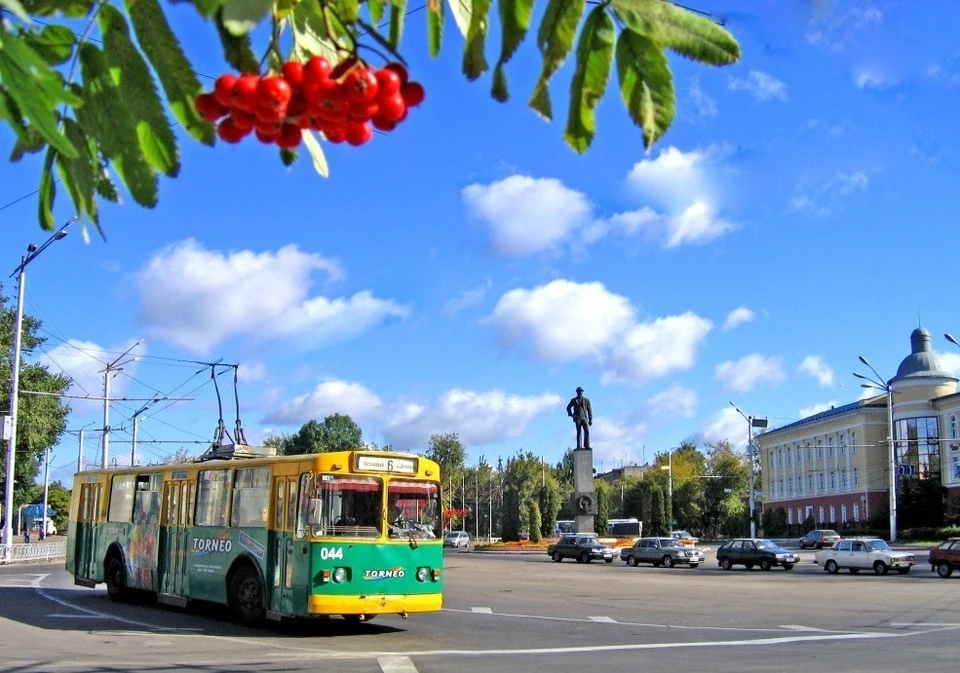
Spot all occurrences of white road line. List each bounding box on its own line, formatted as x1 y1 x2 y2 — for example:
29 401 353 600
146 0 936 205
589 616 617 623
471 607 493 614
378 655 420 673
779 625 831 632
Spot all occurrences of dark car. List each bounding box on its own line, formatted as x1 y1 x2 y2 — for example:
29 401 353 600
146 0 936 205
717 538 800 571
620 537 705 568
547 534 616 563
929 537 960 578
799 529 842 549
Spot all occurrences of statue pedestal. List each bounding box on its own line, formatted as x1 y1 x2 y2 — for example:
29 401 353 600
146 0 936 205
572 448 595 534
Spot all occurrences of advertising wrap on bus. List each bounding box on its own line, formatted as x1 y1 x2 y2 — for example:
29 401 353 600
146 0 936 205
66 449 443 625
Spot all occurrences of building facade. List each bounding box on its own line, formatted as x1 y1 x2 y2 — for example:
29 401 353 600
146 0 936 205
756 328 960 531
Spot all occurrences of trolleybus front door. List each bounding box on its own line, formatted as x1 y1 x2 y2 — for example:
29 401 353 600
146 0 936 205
74 482 101 581
159 480 191 598
271 474 310 616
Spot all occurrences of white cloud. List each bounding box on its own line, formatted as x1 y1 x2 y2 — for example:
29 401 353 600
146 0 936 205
801 118 854 138
602 313 714 386
854 69 895 90
461 176 593 257
799 401 840 419
36 339 145 410
798 355 835 387
938 351 960 378
135 240 408 354
698 407 749 448
381 389 561 448
486 280 635 361
806 4 882 50
645 385 697 419
686 77 718 120
264 379 384 424
612 202 733 248
589 417 648 468
444 279 492 316
728 70 788 102
790 171 869 217
723 307 755 331
714 353 786 392
625 146 717 211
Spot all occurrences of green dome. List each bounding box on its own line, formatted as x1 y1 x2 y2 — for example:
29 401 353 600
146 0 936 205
892 328 951 380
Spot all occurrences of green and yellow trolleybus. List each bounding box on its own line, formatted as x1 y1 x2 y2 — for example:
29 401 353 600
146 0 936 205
66 445 443 624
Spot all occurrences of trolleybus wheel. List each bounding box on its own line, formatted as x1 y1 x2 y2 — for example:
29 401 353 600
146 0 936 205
230 566 265 625
105 554 128 603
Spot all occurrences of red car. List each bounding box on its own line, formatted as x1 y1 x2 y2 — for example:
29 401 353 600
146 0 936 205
799 529 842 549
929 538 960 578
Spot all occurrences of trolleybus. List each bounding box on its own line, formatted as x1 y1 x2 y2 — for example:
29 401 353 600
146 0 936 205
66 445 443 624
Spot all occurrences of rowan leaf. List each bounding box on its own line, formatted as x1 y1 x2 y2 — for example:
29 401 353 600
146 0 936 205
490 0 533 99
0 0 30 22
612 0 739 66
447 0 471 38
38 147 56 230
389 0 407 49
368 0 384 24
24 24 75 65
564 5 614 154
9 126 45 162
427 0 443 57
101 5 179 178
616 29 675 150
291 0 341 65
191 0 224 19
0 30 78 158
355 18 406 64
460 0 490 80
333 0 359 23
217 7 263 73
220 0 272 35
126 0 213 146
56 118 99 226
77 42 157 207
528 0 586 121
301 129 329 178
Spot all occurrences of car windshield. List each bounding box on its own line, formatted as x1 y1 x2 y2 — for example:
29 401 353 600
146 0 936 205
755 539 779 550
867 539 891 551
579 537 599 545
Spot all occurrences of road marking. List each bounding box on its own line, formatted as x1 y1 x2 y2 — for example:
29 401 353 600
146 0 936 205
47 614 109 619
471 607 493 614
589 616 617 623
378 655 419 672
779 625 831 632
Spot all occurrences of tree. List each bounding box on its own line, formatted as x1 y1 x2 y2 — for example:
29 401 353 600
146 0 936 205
527 499 542 543
1 287 71 517
1 1 740 233
499 450 542 540
537 478 561 537
699 440 748 538
648 482 666 536
27 480 70 534
277 413 363 455
594 478 611 536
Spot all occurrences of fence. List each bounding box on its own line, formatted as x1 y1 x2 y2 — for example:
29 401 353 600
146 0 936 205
0 541 66 565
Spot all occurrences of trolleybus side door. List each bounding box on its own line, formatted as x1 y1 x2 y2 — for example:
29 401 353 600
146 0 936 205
74 481 101 581
159 478 192 598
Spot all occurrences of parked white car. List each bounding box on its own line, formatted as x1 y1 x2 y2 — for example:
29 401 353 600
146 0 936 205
814 538 914 575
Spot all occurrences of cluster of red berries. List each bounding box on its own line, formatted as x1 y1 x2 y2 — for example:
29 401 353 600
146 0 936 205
194 57 425 148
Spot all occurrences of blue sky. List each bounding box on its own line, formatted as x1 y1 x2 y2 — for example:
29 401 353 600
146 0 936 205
4 0 960 486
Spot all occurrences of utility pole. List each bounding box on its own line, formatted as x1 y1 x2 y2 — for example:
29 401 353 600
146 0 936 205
41 448 50 536
731 402 768 538
101 340 143 468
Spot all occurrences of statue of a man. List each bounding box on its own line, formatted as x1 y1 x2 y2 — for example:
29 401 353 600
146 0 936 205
566 386 593 449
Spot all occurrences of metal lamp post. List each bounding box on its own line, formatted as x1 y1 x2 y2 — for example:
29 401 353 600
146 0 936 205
3 218 73 563
730 402 768 538
854 355 897 542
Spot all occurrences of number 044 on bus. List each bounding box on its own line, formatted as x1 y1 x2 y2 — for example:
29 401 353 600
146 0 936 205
66 447 443 624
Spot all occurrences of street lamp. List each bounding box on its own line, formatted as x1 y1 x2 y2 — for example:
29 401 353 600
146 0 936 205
730 402 768 538
3 218 73 563
854 354 897 542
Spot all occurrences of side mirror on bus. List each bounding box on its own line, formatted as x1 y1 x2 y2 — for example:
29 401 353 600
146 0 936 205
308 499 323 526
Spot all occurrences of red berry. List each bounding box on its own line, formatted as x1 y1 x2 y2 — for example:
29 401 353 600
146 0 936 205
401 81 425 107
217 117 249 144
345 121 372 146
371 116 397 132
257 76 293 110
254 104 286 123
281 61 305 89
303 56 333 86
375 68 403 98
322 124 346 144
276 123 303 149
195 92 228 122
232 74 261 113
384 62 409 85
214 74 238 107
343 67 380 104
314 98 347 124
254 119 283 139
231 110 257 131
287 93 308 118
377 92 407 123
255 129 278 144
348 100 379 122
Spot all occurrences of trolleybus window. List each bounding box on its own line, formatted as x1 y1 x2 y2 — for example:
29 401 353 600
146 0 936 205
313 475 382 537
108 475 135 522
196 469 231 526
231 467 271 527
387 480 440 539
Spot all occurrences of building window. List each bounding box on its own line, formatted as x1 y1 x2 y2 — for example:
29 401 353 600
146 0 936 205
839 435 846 456
895 416 941 481
830 471 836 490
788 508 794 525
851 431 857 453
796 446 802 463
841 504 847 523
853 467 859 486
952 454 960 482
787 448 792 465
829 505 835 522
828 437 834 458
951 414 958 440
841 469 847 489
853 502 860 521
796 476 802 494
818 506 824 524
818 472 825 490
807 474 814 491
807 445 812 461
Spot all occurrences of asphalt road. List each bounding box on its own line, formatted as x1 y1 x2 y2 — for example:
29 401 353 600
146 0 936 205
1 548 957 673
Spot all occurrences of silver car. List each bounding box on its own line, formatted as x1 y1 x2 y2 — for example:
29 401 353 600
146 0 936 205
443 531 470 548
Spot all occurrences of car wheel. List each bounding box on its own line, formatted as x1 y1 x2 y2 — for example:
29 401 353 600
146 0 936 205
552 552 562 563
744 563 754 570
605 558 614 564
849 568 860 574
873 561 888 576
783 563 794 571
578 552 589 564
937 562 953 578
720 557 732 570
625 556 637 567
896 567 910 575
689 563 700 568
759 559 772 572
825 560 839 574
663 556 674 568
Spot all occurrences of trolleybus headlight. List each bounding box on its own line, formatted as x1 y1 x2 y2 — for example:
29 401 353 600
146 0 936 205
416 567 429 582
332 567 348 583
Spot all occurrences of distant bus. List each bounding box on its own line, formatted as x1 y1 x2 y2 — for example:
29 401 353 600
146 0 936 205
608 518 642 538
554 520 576 535
66 446 443 624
